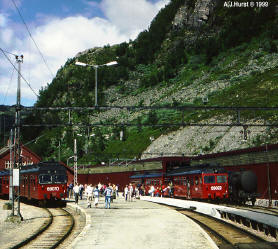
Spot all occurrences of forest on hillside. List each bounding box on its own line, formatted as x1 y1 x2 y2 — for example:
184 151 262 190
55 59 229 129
19 0 278 164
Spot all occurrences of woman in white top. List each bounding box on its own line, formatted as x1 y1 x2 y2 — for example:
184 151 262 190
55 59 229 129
93 186 100 207
86 184 93 208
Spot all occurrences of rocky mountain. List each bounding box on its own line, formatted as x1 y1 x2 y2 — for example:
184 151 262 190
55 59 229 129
21 0 278 164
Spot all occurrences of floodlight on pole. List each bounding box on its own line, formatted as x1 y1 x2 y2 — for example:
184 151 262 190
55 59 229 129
75 61 87 67
104 61 117 66
75 60 118 106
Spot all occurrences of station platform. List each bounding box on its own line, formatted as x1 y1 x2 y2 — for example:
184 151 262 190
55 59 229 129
141 196 278 229
67 195 218 249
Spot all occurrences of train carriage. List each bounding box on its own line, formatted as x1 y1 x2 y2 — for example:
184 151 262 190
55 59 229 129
19 162 67 201
130 172 163 196
0 170 9 197
167 169 229 200
0 161 67 204
130 167 229 200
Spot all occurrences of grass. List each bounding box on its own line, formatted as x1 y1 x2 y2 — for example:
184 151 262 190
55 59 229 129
76 37 278 164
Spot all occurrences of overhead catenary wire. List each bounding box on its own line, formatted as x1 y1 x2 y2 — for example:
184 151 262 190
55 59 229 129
0 49 18 57
0 48 39 97
2 66 15 105
11 0 55 78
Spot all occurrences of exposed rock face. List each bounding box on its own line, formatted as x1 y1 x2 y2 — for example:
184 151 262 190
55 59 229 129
172 0 219 28
141 118 268 159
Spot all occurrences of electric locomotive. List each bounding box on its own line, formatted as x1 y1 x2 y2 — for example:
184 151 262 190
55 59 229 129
165 168 229 200
131 166 229 200
0 161 67 205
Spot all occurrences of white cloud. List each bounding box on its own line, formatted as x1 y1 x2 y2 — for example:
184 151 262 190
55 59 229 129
101 0 169 38
0 0 170 105
0 13 7 27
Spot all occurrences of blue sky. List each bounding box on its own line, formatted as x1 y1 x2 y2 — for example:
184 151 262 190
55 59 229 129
0 0 169 106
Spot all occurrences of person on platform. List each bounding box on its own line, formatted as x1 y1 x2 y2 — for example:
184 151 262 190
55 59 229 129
79 183 84 200
128 183 133 202
116 184 119 197
103 183 113 209
124 185 128 201
68 182 73 199
94 185 100 207
86 184 93 208
73 183 80 204
150 185 155 197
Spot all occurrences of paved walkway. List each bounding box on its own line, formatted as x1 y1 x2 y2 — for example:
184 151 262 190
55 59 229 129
68 196 218 249
0 199 49 249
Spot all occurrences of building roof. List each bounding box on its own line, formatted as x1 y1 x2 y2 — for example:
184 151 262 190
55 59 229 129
0 146 10 157
0 144 41 161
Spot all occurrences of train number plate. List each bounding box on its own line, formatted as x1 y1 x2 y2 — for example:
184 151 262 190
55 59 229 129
47 186 59 191
211 186 222 190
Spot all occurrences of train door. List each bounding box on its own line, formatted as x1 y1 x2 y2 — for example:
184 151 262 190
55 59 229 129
174 177 181 197
34 175 38 199
0 177 2 194
185 177 190 199
28 175 31 199
186 176 190 198
190 175 197 198
23 175 26 196
193 175 202 199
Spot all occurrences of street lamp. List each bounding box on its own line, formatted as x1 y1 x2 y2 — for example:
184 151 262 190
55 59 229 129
77 132 95 154
67 155 74 166
75 60 118 106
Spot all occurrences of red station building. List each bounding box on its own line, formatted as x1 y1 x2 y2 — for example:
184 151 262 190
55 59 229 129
0 144 41 170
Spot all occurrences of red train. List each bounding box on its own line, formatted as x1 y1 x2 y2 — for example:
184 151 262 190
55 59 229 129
131 166 229 200
0 161 67 204
131 163 258 204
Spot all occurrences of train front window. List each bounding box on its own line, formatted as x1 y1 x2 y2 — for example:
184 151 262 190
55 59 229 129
217 175 227 183
53 175 67 183
204 175 215 184
39 175 52 184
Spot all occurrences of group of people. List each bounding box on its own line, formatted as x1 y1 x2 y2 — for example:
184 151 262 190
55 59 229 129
67 181 173 209
147 182 174 197
67 182 119 209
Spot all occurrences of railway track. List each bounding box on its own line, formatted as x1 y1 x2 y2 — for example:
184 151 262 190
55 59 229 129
176 208 278 249
11 208 74 249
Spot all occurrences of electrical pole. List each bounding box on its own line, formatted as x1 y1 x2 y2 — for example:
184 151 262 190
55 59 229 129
266 144 272 207
95 66 98 106
14 55 23 220
58 140 61 161
9 129 14 216
74 138 77 186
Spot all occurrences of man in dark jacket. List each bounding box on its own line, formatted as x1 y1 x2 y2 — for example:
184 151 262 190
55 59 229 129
104 183 113 209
